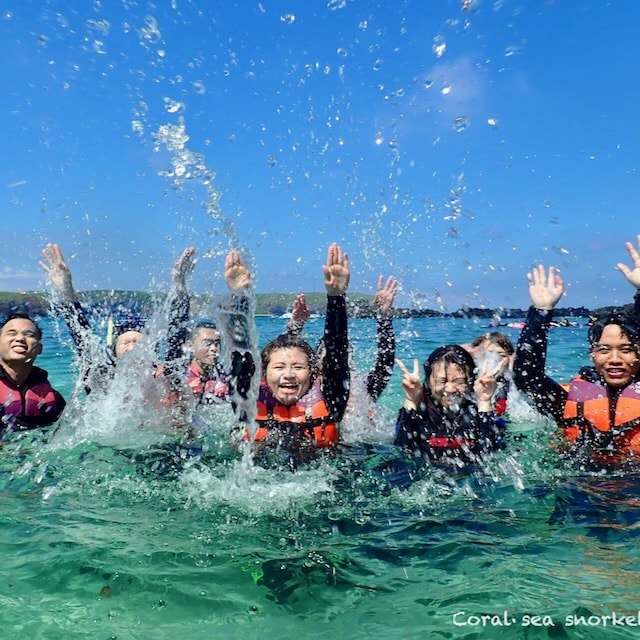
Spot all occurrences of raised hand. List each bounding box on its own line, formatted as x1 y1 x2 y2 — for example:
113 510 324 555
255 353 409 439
616 234 640 290
40 243 75 301
372 275 398 317
291 293 311 323
172 246 197 294
224 250 252 291
322 242 350 296
395 357 423 409
526 265 564 311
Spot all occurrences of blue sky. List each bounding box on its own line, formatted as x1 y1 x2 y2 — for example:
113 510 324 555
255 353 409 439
1 0 638 311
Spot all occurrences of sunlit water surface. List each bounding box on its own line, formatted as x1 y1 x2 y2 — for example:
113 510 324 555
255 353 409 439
2 317 640 640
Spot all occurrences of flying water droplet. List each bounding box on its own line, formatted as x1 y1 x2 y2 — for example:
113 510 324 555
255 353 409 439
164 97 184 114
280 13 296 24
453 115 469 132
487 117 499 128
433 35 446 58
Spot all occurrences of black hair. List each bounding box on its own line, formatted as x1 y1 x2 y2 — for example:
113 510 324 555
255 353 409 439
470 331 515 356
587 312 640 348
0 313 43 341
423 344 477 395
190 319 218 339
261 333 318 380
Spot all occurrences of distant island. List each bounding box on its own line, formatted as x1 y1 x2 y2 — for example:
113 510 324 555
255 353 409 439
0 290 632 321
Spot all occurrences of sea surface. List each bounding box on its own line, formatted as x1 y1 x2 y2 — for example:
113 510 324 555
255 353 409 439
2 315 639 640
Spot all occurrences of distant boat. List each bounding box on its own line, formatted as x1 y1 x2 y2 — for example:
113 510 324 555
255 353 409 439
278 312 322 319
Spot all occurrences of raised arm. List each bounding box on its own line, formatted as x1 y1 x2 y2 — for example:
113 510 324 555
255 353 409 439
320 243 350 421
40 243 94 356
366 275 398 400
220 250 257 405
166 247 196 364
513 265 567 421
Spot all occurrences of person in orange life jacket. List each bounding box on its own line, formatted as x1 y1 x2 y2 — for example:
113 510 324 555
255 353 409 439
0 313 66 436
463 331 514 417
513 235 640 468
394 345 506 469
221 244 351 468
184 320 230 405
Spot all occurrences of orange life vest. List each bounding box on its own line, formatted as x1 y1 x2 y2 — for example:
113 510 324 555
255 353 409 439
562 375 640 464
248 379 339 447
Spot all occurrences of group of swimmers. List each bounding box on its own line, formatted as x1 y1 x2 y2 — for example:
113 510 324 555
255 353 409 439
1 235 640 478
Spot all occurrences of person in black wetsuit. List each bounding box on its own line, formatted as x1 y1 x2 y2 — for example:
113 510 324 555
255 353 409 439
394 345 506 470
219 243 350 469
513 235 640 468
40 243 195 395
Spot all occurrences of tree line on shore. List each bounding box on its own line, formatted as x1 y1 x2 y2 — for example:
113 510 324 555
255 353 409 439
0 290 630 321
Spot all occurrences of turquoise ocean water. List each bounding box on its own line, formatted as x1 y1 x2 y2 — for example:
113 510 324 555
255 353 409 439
2 315 640 640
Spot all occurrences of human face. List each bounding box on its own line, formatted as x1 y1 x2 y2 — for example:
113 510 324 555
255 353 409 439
0 318 42 365
428 361 469 409
590 324 640 389
114 330 143 358
475 340 512 376
264 347 312 405
191 328 221 368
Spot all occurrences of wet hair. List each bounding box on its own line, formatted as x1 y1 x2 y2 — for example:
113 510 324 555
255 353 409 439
470 331 514 356
113 316 146 339
190 319 218 340
0 313 42 341
261 333 318 379
423 344 477 394
587 312 640 348
110 317 147 354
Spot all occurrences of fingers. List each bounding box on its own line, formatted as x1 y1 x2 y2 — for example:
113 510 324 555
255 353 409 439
395 358 409 375
225 249 242 269
395 358 419 378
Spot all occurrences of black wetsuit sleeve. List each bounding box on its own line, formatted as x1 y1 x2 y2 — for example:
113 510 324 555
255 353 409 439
218 292 257 405
513 306 567 423
165 289 190 365
365 315 395 401
321 295 350 422
286 318 305 337
55 299 94 361
633 290 640 322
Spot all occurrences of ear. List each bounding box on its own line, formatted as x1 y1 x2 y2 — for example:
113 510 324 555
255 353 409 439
35 341 43 356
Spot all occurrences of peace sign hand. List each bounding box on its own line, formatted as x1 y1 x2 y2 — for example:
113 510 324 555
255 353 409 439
396 358 422 409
